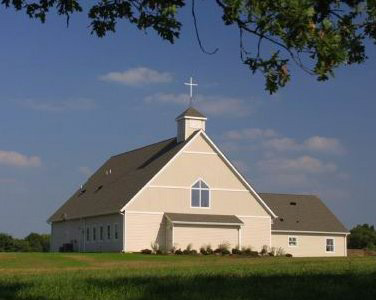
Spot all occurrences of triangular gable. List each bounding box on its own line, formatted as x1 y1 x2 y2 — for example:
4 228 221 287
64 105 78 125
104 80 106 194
121 130 277 218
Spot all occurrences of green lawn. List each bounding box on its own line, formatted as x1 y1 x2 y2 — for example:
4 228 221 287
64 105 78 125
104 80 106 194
0 253 375 300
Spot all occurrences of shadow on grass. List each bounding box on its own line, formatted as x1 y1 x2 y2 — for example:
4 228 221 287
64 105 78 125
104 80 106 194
85 272 376 300
0 272 375 300
0 282 48 300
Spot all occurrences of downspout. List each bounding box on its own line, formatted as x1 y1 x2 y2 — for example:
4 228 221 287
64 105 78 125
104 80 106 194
120 211 126 252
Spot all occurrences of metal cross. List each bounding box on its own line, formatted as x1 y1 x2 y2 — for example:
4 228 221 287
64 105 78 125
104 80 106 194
184 76 198 106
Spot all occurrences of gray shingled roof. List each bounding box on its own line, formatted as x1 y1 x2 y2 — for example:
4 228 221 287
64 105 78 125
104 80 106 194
176 107 206 119
260 193 348 233
48 132 199 222
165 212 243 225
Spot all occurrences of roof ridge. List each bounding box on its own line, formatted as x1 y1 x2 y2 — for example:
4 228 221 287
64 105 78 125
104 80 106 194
111 137 176 158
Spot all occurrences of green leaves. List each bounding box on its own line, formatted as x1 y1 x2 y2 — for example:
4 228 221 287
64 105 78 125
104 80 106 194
1 0 376 94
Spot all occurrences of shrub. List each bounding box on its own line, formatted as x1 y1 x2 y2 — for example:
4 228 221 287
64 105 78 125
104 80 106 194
175 249 183 255
249 251 259 257
241 246 253 255
190 249 198 255
232 248 241 255
156 249 163 255
141 249 152 254
150 242 159 254
200 244 213 255
286 253 293 257
218 241 230 252
170 245 176 254
260 245 269 256
276 247 286 256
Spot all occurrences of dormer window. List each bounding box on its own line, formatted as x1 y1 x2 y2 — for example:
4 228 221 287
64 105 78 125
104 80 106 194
191 179 210 208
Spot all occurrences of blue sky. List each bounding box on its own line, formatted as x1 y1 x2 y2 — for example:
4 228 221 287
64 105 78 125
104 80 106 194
0 3 375 237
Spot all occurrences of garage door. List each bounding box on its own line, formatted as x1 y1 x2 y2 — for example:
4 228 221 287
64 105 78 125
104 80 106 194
174 224 239 250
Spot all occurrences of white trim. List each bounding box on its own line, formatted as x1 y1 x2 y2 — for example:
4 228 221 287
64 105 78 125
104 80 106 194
126 211 164 215
122 212 127 252
148 185 248 192
172 221 243 226
272 230 350 235
325 237 336 253
183 151 217 155
121 131 202 212
237 215 271 219
176 116 207 121
190 178 211 209
288 236 298 247
345 235 348 256
199 132 277 218
172 225 175 246
269 217 272 248
238 227 242 249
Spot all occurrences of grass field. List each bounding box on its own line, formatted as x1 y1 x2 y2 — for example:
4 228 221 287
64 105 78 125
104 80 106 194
0 253 375 300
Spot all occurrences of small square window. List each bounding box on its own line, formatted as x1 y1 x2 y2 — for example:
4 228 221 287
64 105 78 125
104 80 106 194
288 236 297 247
326 238 335 252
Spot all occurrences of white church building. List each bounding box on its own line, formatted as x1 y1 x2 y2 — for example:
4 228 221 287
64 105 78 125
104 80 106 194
48 105 348 257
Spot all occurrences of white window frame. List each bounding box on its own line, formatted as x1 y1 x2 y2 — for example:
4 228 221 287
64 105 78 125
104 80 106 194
99 225 104 242
86 226 90 242
288 236 298 247
92 225 97 242
107 224 112 241
190 178 211 209
325 237 335 253
114 223 119 240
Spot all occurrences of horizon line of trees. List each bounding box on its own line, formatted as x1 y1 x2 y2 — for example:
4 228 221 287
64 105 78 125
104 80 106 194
0 224 375 252
0 232 50 252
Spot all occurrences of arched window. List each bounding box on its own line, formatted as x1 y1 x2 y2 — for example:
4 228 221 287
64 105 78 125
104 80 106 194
191 179 210 208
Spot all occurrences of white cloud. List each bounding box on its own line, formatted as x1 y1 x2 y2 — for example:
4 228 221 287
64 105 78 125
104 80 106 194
264 136 344 154
0 150 41 167
304 136 344 154
22 98 96 112
100 67 173 86
258 155 337 174
78 166 92 177
263 137 299 151
145 92 252 117
223 128 277 140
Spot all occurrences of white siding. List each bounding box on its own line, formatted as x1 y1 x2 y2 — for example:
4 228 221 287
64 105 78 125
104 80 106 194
126 212 166 252
239 216 271 251
51 213 123 252
271 232 347 257
173 224 239 250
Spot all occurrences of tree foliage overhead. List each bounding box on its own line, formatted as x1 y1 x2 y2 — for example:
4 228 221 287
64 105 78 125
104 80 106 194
2 0 376 93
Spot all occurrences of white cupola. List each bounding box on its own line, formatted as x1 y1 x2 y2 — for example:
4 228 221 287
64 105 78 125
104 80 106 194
176 107 207 143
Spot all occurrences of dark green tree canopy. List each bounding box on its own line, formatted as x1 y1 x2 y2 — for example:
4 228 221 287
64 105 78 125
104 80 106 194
348 224 376 250
2 0 376 93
